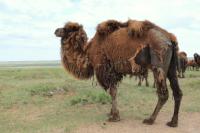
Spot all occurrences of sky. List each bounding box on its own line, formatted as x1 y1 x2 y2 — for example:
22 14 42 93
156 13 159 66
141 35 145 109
0 0 199 61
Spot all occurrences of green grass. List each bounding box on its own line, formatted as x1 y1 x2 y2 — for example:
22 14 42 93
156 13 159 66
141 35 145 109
70 91 111 105
0 65 200 133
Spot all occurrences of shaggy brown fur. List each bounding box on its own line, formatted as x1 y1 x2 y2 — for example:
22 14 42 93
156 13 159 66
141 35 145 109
96 20 127 38
127 20 155 38
97 19 178 71
55 19 182 127
55 22 94 79
177 51 188 78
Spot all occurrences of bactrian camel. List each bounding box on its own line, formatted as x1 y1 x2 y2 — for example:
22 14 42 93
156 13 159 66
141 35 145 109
55 19 183 127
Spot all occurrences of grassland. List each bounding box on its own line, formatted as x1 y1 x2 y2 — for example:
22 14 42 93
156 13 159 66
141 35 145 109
0 62 199 133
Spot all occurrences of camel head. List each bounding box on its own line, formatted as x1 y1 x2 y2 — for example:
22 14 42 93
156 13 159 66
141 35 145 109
55 22 88 51
55 22 93 79
55 22 83 37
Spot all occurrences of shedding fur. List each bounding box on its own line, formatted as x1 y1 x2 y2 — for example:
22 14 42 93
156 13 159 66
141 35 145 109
128 45 147 73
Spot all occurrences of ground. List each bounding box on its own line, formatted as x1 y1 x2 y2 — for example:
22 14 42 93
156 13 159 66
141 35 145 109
0 61 199 133
74 112 200 133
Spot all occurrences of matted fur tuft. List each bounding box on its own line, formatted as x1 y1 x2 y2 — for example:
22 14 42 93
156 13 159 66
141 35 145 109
61 48 94 79
96 20 126 37
127 20 155 38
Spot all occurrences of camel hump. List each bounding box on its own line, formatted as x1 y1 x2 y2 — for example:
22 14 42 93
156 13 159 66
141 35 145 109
179 51 187 57
168 33 178 44
127 20 155 38
96 20 126 37
168 33 179 51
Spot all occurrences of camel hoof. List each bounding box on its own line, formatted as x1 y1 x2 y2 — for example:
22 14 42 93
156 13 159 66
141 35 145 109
143 118 154 125
108 117 120 122
107 112 112 117
166 121 178 127
108 115 120 122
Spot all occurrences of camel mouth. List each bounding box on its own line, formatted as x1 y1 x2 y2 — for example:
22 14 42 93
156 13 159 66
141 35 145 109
55 28 65 37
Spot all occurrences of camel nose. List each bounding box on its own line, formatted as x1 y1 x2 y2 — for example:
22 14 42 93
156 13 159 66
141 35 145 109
54 29 59 35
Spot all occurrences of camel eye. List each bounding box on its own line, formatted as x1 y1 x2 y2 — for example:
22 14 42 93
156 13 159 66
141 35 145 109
71 27 79 31
64 28 75 33
63 28 70 33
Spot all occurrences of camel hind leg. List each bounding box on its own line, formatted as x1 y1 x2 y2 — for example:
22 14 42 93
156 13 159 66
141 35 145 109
143 67 169 124
143 47 172 125
167 48 183 127
167 68 182 127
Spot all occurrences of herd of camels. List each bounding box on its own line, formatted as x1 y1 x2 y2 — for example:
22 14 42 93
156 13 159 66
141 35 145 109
55 19 200 127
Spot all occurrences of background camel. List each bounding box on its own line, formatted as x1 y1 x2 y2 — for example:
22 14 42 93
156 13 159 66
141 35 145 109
177 51 188 78
55 20 182 127
187 60 199 71
134 68 149 87
194 53 200 66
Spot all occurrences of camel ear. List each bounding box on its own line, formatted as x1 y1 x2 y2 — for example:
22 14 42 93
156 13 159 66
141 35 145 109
79 24 83 29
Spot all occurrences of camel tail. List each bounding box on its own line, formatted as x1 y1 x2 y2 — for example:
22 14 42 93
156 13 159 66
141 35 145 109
170 41 180 74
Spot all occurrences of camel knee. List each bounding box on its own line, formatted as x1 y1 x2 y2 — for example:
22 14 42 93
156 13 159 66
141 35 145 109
153 67 165 81
153 67 168 94
156 68 165 83
109 87 117 98
173 90 183 101
158 90 169 103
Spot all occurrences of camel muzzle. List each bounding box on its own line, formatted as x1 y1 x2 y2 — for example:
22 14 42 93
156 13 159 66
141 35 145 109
55 28 64 37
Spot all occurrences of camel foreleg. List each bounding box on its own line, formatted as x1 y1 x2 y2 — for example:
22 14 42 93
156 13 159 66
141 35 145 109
108 86 120 122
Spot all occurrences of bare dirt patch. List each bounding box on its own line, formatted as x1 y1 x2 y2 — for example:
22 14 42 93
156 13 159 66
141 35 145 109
73 112 200 133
